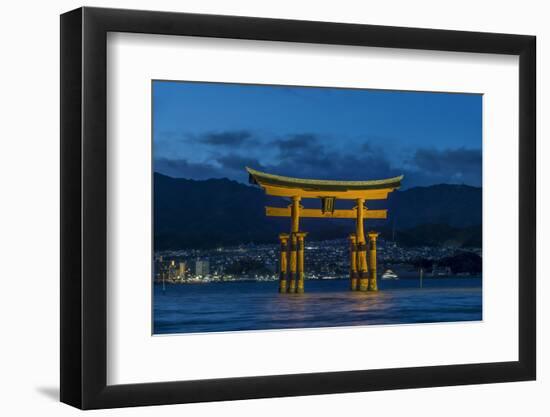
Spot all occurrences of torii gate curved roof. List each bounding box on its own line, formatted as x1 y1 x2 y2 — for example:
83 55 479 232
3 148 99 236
246 167 403 200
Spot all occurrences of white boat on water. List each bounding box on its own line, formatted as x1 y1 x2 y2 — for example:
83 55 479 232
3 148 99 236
381 269 399 280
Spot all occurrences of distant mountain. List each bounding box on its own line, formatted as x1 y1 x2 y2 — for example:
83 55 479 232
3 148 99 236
154 173 482 250
384 183 482 229
154 173 283 249
383 224 482 248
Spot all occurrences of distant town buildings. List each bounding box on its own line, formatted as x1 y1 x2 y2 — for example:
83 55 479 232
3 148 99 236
194 259 209 276
153 238 482 284
178 262 186 278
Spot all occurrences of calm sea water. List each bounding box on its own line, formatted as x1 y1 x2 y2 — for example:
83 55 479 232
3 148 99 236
153 277 482 334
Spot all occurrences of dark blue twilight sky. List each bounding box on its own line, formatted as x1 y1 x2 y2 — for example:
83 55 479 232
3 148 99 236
153 81 482 189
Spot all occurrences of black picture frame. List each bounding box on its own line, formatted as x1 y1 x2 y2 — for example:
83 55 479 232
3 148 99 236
60 6 536 410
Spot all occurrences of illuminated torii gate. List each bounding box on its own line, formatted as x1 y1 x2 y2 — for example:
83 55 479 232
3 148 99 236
247 167 403 294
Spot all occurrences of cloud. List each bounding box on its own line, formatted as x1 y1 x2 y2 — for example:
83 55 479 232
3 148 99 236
199 130 257 147
216 155 265 172
271 134 321 154
411 147 481 173
262 133 396 181
154 154 263 183
154 132 482 188
407 147 482 186
154 158 223 180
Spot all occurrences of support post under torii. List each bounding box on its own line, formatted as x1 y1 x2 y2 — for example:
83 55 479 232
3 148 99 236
349 234 358 290
296 232 307 293
356 198 369 291
278 233 289 293
288 196 301 293
368 231 379 291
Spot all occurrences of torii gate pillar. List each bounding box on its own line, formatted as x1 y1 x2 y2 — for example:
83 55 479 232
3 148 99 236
356 198 370 292
368 231 380 291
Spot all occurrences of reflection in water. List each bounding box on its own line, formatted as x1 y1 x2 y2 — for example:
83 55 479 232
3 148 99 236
153 278 482 334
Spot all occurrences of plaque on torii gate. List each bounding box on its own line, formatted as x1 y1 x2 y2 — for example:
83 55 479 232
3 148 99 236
246 167 403 294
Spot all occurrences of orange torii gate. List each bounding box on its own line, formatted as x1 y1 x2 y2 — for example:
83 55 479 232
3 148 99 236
247 167 403 294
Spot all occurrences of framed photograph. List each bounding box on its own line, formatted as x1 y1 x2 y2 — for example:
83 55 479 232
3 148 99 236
60 6 536 409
